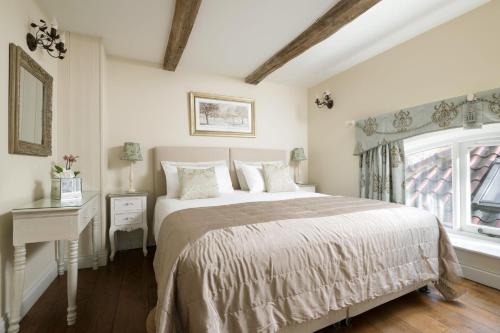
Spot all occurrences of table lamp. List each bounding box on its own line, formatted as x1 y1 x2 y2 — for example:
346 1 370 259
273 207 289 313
121 142 143 193
291 148 307 184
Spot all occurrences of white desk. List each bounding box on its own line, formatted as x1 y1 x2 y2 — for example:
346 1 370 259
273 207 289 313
8 191 100 333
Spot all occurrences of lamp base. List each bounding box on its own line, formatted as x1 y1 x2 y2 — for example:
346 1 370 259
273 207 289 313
128 162 136 193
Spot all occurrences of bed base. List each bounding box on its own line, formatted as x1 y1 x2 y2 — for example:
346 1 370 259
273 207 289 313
279 280 430 333
146 281 431 333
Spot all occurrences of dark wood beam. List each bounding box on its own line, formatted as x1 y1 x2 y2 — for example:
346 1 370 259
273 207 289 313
245 0 380 84
163 0 202 71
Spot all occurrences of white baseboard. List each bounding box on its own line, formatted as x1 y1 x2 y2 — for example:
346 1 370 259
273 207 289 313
461 264 500 290
21 263 58 317
78 252 108 269
57 252 108 273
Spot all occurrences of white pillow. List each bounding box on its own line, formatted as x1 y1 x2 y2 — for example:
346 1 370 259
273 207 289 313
241 164 265 193
161 160 233 198
177 167 220 200
233 160 282 190
262 163 298 193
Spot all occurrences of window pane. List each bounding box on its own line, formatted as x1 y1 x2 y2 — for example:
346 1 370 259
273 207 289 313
470 145 500 229
405 147 453 228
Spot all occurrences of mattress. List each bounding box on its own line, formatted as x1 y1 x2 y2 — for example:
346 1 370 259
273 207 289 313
153 190 326 240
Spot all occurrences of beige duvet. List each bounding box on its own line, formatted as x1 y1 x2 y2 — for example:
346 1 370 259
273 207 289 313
152 196 463 333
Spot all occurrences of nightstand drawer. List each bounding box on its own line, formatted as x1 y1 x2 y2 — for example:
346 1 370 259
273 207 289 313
114 211 143 226
114 197 143 212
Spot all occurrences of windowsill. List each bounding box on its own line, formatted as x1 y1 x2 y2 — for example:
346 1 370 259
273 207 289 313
447 232 500 259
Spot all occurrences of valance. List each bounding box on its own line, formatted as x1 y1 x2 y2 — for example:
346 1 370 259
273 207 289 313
354 87 500 155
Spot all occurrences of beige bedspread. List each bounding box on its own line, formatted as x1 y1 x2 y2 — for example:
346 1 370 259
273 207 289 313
152 196 463 333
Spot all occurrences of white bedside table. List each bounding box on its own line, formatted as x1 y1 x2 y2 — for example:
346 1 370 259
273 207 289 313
297 184 316 193
108 192 148 261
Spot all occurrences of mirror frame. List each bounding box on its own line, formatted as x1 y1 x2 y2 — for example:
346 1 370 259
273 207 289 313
8 43 53 156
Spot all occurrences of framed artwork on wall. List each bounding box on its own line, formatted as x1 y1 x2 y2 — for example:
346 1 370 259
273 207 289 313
189 92 255 137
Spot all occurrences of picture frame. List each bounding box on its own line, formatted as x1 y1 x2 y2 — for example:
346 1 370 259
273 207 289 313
9 43 53 156
189 92 255 137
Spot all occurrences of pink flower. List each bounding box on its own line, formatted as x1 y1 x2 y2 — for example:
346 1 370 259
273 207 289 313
63 154 79 169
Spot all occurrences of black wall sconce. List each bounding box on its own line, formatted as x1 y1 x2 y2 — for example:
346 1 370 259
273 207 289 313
315 91 334 109
27 19 67 59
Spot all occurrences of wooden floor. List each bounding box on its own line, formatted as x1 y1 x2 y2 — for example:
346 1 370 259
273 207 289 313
21 248 500 333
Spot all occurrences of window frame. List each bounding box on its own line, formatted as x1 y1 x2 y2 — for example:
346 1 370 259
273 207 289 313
459 137 500 236
404 123 500 240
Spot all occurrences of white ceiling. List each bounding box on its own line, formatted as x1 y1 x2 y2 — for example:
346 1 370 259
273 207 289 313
36 0 488 87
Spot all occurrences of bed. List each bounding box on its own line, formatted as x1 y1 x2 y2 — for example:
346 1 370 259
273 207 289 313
147 147 464 333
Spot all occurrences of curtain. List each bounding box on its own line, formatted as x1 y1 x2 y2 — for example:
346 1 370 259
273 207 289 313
360 141 405 204
354 87 500 155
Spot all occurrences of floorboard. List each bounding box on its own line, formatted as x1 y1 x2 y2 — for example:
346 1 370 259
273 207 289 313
20 248 500 333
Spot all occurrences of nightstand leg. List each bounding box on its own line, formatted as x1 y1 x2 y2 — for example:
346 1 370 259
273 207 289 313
92 217 100 270
142 225 148 257
109 228 116 262
57 240 65 275
67 240 78 326
8 245 26 333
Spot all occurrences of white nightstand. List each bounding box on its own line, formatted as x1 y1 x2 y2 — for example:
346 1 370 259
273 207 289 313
108 192 148 261
297 184 316 193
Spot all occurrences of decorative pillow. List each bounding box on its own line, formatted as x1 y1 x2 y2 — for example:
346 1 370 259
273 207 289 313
161 160 233 198
241 164 265 193
177 167 220 200
262 163 298 193
233 160 282 190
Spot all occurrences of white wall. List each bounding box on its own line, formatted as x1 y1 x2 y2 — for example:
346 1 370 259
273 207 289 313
0 0 59 324
58 33 106 261
104 57 308 243
308 0 500 196
307 1 500 288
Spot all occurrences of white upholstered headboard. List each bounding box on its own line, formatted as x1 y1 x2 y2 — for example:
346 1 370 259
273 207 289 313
153 146 287 196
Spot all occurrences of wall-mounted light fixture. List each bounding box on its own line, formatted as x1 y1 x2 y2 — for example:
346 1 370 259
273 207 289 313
315 91 334 109
27 19 67 59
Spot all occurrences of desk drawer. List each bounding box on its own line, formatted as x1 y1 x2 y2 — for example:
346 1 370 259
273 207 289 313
115 211 143 226
114 197 143 212
83 197 99 218
78 196 99 233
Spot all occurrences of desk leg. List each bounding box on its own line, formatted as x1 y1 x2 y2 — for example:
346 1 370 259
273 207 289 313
92 218 100 270
57 240 65 275
67 240 78 326
8 245 26 333
142 224 148 257
109 227 116 262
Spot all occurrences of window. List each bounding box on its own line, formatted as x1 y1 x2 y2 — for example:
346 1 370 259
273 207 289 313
404 124 500 238
405 146 453 228
462 144 500 234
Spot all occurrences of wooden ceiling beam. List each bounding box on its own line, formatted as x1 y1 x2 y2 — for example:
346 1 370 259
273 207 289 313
245 0 380 85
163 0 202 71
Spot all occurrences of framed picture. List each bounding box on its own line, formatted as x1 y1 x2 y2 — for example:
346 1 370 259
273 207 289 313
189 92 255 137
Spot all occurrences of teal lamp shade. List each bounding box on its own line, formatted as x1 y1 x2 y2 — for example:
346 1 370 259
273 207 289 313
121 142 143 161
291 148 307 161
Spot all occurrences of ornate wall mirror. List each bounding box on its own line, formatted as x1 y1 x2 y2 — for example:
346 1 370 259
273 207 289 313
9 43 53 156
